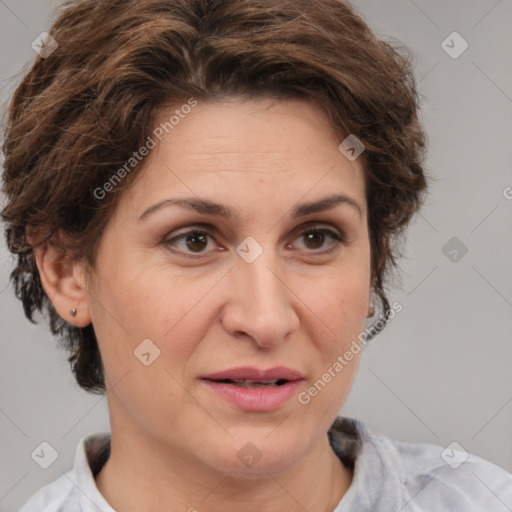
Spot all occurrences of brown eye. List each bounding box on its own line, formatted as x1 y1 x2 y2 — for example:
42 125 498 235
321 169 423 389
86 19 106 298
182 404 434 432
302 230 327 250
293 226 345 254
184 232 209 252
164 229 215 256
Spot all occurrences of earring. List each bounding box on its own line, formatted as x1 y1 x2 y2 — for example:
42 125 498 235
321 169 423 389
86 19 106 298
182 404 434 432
70 308 77 317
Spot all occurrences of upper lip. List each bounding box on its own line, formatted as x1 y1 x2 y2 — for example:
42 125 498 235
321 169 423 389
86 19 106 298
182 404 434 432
201 366 304 381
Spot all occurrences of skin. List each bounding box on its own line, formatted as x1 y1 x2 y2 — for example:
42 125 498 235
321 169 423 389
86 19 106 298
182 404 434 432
35 97 372 511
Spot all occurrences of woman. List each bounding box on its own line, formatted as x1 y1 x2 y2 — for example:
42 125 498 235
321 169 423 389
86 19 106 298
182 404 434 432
2 0 510 510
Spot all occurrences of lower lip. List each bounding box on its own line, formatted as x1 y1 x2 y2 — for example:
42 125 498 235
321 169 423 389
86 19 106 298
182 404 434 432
201 379 303 412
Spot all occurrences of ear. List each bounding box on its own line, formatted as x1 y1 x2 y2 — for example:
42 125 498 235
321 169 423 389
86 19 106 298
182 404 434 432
32 234 92 328
367 282 375 318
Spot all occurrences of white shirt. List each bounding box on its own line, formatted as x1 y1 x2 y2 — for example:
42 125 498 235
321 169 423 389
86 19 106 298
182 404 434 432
19 416 512 511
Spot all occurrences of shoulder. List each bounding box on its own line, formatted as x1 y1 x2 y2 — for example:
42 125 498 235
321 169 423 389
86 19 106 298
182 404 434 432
388 436 512 510
19 432 112 512
330 417 512 511
19 470 81 512
368 430 512 511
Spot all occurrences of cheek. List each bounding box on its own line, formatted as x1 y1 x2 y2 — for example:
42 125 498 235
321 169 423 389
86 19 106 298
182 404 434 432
308 264 370 342
87 267 205 421
87 260 216 381
298 273 367 420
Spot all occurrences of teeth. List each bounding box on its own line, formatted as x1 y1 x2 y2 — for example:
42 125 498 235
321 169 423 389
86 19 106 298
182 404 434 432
235 379 279 384
230 379 281 389
209 378 291 388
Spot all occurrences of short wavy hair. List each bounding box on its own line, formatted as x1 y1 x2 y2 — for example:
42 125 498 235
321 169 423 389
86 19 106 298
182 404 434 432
1 0 428 393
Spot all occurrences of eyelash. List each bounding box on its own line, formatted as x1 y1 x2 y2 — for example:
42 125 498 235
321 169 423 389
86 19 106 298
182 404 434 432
162 223 345 259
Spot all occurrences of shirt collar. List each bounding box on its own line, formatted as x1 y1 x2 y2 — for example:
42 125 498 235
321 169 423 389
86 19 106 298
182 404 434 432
329 416 404 511
74 432 115 512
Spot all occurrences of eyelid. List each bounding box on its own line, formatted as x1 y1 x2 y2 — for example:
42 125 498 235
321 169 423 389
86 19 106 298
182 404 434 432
293 220 345 238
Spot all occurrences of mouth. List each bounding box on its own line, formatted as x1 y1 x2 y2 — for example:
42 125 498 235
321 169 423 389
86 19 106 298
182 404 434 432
200 366 304 412
201 366 304 385
202 378 291 389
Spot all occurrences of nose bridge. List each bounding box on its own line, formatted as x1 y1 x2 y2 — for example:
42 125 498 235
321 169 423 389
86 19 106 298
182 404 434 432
244 251 283 315
223 237 297 346
239 240 285 316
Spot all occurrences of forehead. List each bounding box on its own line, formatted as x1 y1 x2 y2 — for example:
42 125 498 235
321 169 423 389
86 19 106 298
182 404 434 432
155 98 346 168
118 97 367 220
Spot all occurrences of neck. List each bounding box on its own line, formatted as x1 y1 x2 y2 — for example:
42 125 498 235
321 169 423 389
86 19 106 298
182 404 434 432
95 424 352 512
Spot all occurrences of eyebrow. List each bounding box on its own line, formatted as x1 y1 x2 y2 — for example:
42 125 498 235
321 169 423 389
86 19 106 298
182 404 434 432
138 193 363 221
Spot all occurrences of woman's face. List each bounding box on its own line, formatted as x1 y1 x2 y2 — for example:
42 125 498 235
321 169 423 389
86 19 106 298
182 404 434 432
84 97 371 475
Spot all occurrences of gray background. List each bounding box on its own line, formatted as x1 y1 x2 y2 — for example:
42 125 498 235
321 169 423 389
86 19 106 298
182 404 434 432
1 0 511 510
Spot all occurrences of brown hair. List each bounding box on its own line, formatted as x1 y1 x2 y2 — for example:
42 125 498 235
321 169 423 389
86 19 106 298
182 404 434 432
1 0 428 393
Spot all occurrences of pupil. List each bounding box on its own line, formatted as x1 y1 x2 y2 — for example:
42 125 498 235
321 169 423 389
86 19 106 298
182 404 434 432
305 231 324 249
187 233 207 252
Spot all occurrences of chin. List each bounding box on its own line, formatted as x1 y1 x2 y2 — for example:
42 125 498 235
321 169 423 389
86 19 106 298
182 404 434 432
202 435 304 478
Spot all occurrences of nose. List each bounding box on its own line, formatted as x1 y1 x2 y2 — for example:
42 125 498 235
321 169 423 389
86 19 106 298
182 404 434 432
220 247 300 348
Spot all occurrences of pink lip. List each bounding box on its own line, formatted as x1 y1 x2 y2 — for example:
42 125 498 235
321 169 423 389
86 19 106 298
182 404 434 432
200 366 304 412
